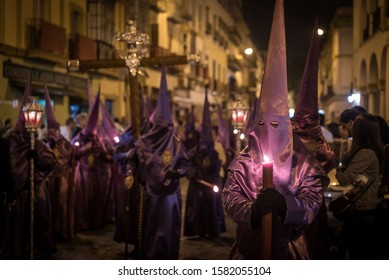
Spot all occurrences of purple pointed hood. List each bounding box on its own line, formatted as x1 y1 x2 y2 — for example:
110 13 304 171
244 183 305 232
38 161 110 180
292 17 336 172
15 73 32 129
199 88 214 151
153 66 173 124
43 85 60 130
249 0 292 187
144 94 153 120
214 96 231 151
185 108 196 133
228 0 291 189
85 87 100 135
245 95 258 133
100 93 119 142
87 79 95 112
294 17 319 119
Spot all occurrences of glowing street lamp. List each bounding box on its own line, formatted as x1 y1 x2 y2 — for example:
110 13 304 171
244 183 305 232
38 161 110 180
244 47 253 55
22 96 44 260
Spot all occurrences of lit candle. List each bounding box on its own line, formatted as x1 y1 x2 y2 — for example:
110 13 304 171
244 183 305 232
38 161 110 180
262 155 273 188
260 154 273 259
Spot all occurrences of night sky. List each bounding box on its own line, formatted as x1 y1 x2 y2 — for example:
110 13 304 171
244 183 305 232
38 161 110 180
242 0 353 91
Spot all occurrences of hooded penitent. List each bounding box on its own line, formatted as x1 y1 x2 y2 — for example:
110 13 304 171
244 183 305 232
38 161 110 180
291 17 334 260
85 87 100 135
134 66 193 259
183 107 199 160
214 96 231 152
43 85 75 240
184 88 225 238
248 0 292 189
199 88 214 153
71 88 112 230
291 17 336 173
3 77 57 257
223 0 327 260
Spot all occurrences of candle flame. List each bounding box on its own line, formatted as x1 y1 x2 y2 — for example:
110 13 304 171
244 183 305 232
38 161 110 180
114 136 120 143
74 141 80 147
263 155 270 163
213 185 219 193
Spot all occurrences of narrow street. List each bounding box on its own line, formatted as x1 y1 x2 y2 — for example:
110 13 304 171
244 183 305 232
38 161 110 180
52 178 236 260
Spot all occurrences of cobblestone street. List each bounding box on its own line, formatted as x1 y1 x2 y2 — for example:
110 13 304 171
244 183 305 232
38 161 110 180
52 178 236 260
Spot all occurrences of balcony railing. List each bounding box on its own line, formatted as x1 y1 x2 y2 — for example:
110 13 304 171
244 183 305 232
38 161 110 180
68 33 96 60
228 54 242 72
96 40 116 60
26 18 66 56
206 22 212 35
149 46 172 57
214 30 220 42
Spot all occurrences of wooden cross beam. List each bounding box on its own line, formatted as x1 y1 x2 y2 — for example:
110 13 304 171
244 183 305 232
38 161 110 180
67 19 199 140
67 54 199 139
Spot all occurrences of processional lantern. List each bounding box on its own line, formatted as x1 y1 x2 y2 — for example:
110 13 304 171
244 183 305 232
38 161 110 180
22 96 44 260
229 94 249 130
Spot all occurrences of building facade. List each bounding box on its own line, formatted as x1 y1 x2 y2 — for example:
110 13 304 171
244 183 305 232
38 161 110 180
0 0 262 130
353 0 389 120
318 7 354 123
319 0 389 123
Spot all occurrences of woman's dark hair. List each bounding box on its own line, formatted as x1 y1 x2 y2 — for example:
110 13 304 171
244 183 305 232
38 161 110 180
349 113 384 166
352 105 367 114
327 122 341 138
339 108 361 124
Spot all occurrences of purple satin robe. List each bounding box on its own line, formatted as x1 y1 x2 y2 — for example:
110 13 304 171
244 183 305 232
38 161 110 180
113 128 139 245
292 115 335 259
45 128 75 240
112 124 148 246
133 119 194 259
223 133 328 259
71 131 111 230
184 148 226 238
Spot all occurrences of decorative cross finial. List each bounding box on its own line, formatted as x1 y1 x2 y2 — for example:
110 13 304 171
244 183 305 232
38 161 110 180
115 20 150 76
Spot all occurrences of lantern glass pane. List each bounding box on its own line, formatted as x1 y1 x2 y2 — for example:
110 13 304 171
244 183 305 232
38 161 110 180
29 111 36 125
24 112 29 123
36 112 42 126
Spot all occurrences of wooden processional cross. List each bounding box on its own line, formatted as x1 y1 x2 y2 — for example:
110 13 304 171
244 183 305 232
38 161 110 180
66 20 199 259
